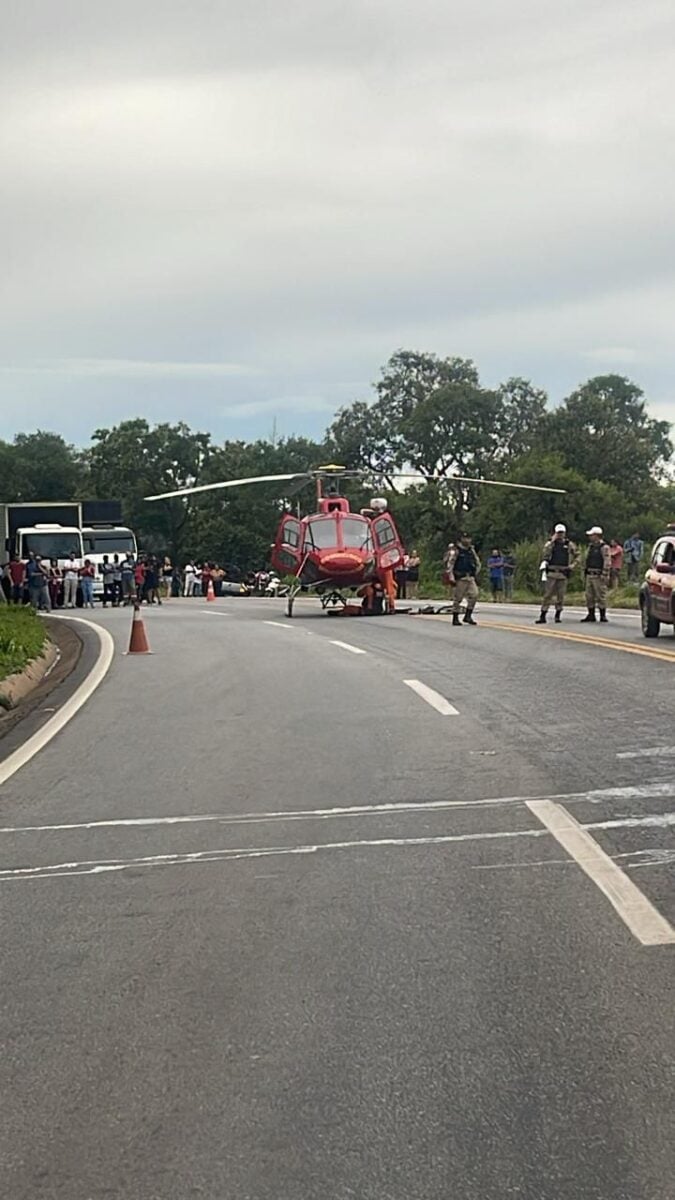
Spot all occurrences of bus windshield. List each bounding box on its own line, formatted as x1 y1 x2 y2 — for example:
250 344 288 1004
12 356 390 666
22 532 84 560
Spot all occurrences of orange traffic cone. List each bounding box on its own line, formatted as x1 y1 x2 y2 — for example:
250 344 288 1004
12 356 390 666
206 579 215 602
125 602 152 654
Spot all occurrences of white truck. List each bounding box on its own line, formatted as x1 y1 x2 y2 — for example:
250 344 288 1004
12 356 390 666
0 502 85 566
1 501 137 601
81 523 138 598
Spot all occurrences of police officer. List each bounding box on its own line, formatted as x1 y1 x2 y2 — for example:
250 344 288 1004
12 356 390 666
535 523 577 624
448 534 481 626
582 526 611 622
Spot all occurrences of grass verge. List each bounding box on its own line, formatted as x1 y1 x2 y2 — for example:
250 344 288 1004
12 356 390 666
0 606 48 685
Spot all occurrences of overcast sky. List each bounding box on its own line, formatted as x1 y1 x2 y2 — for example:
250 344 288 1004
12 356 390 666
2 0 675 448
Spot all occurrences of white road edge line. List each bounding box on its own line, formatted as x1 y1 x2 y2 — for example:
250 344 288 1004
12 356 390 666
0 617 115 789
2 783 673 837
264 620 293 630
0 827 550 882
329 639 367 655
403 679 459 716
526 799 675 947
617 746 675 759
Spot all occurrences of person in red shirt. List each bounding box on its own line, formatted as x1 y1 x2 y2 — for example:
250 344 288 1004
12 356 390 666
609 539 624 589
48 559 62 609
201 563 213 596
79 558 96 608
134 560 146 603
8 556 26 604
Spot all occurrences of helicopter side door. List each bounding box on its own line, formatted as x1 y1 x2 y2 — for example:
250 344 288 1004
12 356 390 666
372 514 404 571
271 515 302 575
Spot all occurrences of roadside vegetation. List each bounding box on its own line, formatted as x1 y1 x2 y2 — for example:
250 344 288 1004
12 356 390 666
418 540 641 606
418 579 640 608
1 351 672 582
0 606 48 689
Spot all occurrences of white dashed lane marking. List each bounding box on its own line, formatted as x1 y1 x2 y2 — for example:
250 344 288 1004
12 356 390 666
403 679 459 716
329 639 367 655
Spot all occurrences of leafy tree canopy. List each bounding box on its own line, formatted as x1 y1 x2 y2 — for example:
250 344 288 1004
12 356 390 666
1 353 672 574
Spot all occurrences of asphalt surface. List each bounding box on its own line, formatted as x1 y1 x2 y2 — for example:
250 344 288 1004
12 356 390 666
1 595 674 1199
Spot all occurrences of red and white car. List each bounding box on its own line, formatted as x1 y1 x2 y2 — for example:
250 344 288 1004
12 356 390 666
640 529 675 637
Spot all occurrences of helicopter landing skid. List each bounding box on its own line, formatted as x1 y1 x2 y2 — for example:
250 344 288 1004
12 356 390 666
286 585 355 617
320 590 350 611
285 584 402 617
286 583 303 618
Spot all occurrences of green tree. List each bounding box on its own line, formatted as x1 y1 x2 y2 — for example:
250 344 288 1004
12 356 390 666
464 448 674 554
541 375 672 494
330 351 480 478
375 349 479 425
87 420 212 559
185 435 330 568
331 353 551 524
0 440 18 499
495 378 548 461
5 432 86 501
329 401 395 477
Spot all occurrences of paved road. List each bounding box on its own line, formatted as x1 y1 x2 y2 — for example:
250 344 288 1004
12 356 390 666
1 597 674 1199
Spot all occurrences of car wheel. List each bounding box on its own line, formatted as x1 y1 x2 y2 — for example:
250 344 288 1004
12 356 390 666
641 596 660 638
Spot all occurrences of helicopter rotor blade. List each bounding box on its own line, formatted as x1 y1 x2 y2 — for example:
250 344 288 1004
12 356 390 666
446 475 566 495
382 473 566 495
144 473 306 502
285 474 315 497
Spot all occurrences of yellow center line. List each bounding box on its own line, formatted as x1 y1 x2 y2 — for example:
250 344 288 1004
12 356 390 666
420 614 675 664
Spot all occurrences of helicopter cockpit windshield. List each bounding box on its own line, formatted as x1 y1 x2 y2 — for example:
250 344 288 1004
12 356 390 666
340 517 373 550
303 514 373 552
304 516 339 550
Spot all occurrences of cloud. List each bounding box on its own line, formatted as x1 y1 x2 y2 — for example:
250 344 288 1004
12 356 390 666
220 395 336 419
0 358 258 379
582 348 641 365
2 0 675 442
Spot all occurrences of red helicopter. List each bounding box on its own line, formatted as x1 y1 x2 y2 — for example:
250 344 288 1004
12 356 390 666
269 468 404 616
146 465 565 617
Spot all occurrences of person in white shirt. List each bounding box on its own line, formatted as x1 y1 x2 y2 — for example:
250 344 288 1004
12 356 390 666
183 561 198 596
63 553 82 608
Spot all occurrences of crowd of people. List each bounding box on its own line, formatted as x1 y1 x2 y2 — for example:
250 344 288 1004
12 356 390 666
0 551 284 610
0 552 98 612
79 555 253 606
0 551 179 610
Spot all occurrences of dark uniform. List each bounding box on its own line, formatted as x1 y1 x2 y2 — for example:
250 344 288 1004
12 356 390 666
582 538 611 622
449 542 480 626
